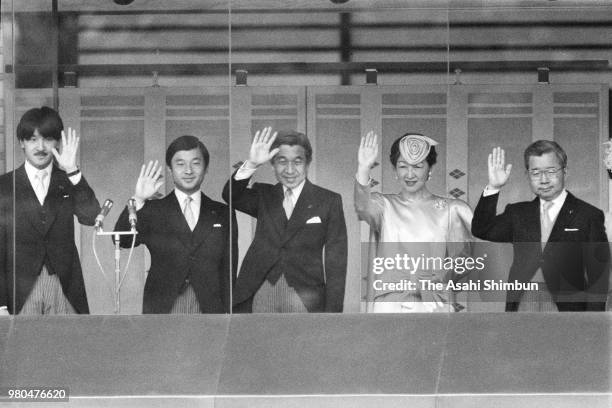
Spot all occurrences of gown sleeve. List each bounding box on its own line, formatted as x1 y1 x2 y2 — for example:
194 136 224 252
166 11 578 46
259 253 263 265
354 178 385 233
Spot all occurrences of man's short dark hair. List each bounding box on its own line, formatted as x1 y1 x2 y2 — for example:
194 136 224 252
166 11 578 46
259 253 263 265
165 135 210 169
389 133 437 168
270 130 313 164
17 106 64 141
523 140 567 170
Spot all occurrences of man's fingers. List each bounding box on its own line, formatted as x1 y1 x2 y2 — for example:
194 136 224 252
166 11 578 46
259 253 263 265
150 160 160 177
368 131 377 147
268 147 280 159
138 164 146 180
153 163 163 180
267 131 277 146
259 127 269 144
253 129 261 145
506 164 513 175
261 127 270 143
144 160 155 177
51 147 60 161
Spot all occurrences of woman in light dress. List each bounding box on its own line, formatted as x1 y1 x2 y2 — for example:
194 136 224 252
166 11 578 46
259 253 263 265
355 131 473 312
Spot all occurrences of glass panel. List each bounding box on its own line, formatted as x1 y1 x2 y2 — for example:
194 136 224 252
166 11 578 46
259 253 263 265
228 3 451 314
449 2 611 313
4 1 231 315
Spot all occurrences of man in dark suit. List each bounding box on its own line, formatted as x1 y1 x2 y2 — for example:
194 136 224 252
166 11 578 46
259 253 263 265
115 136 236 314
223 128 347 313
0 107 100 315
472 141 609 311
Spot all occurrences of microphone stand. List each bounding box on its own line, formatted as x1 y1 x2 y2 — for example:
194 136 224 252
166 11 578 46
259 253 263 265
94 227 138 314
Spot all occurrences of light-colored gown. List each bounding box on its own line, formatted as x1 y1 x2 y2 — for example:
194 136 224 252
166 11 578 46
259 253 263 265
355 180 473 312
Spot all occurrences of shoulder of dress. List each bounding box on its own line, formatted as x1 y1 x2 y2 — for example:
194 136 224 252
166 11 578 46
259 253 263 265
431 196 473 213
448 197 472 210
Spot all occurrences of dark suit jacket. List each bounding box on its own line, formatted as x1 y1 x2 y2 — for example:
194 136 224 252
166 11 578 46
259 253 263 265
115 191 237 314
0 165 100 314
472 191 610 311
223 175 347 312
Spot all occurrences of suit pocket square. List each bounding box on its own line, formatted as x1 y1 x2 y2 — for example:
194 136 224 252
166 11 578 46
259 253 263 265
213 223 222 227
306 216 322 224
564 228 579 232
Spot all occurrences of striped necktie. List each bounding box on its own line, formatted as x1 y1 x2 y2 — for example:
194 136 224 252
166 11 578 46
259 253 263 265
183 196 196 231
283 188 294 219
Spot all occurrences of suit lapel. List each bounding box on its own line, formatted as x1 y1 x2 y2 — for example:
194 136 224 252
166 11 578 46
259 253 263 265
15 165 46 235
545 192 578 249
264 183 287 239
282 180 316 245
524 197 541 244
41 166 65 236
191 193 217 250
167 192 193 249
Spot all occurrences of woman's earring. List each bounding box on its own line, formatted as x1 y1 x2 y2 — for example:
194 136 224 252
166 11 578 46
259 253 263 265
428 172 432 180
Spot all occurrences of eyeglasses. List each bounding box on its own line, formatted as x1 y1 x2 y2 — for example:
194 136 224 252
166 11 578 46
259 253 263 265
528 167 564 179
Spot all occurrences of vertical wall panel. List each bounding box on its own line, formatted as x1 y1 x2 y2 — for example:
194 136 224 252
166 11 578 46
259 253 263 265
466 89 533 312
309 87 362 312
381 90 448 198
466 90 534 210
164 90 229 203
249 89 304 185
553 89 604 209
229 87 305 277
78 91 145 314
10 90 56 316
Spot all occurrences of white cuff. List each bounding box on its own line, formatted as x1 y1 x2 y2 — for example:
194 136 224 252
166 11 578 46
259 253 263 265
68 172 83 185
483 185 500 197
235 162 258 181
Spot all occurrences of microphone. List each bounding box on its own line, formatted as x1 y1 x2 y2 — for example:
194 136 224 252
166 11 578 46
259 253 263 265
95 199 113 230
127 198 137 230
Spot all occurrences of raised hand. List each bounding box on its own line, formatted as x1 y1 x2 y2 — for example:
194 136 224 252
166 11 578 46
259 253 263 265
246 127 279 167
356 131 378 185
134 160 164 201
51 127 79 173
487 147 512 189
358 131 379 169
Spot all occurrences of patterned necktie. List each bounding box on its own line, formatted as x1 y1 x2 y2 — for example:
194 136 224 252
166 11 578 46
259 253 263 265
35 170 48 205
283 188 294 219
541 200 554 248
183 196 196 231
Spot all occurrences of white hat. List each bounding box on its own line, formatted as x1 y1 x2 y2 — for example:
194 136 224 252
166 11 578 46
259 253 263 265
399 134 439 165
